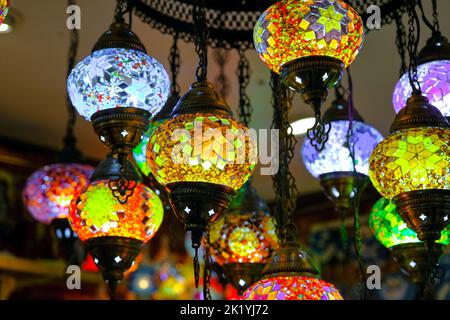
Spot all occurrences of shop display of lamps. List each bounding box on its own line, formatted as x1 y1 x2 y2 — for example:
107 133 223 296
67 11 170 173
254 0 364 150
369 197 450 297
302 95 383 214
68 155 164 297
209 183 278 294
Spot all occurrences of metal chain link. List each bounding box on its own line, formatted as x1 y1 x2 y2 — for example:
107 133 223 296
169 33 181 98
432 0 440 34
394 11 408 76
407 0 421 94
114 0 128 23
270 73 298 241
203 233 212 300
193 0 209 81
214 49 230 98
237 49 252 127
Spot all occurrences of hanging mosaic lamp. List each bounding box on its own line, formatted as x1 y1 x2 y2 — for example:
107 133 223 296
393 33 450 117
67 19 170 168
68 155 164 297
254 0 364 149
369 93 450 251
209 183 278 294
369 197 449 290
0 0 9 25
146 81 257 284
242 231 343 300
302 96 383 211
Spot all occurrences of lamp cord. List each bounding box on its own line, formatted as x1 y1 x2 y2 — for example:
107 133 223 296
193 0 209 81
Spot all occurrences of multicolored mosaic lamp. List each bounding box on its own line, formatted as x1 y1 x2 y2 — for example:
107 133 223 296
68 155 163 297
302 97 383 212
254 0 364 150
67 18 170 173
209 183 278 294
242 231 343 300
369 93 450 250
147 81 257 286
0 0 9 25
369 197 449 290
393 34 450 117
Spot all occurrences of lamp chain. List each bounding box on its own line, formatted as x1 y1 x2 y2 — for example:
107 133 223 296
432 0 440 34
193 0 209 81
345 67 367 300
169 33 181 99
306 103 331 153
203 235 212 300
406 1 421 94
114 0 127 23
418 0 440 36
394 11 407 76
270 73 298 241
214 49 230 97
237 49 252 127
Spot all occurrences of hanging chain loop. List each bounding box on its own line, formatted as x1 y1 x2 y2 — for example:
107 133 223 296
306 102 331 152
169 33 181 98
406 1 421 94
237 49 252 127
394 10 408 76
214 49 230 97
193 0 209 81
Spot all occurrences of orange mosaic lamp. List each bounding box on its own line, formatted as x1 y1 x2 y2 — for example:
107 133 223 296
209 184 278 294
147 81 257 287
69 155 163 297
369 93 450 249
254 0 364 150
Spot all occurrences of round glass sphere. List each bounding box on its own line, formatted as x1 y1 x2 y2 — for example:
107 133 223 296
67 48 170 120
369 197 450 249
369 127 450 199
393 60 450 116
253 0 364 74
147 113 257 191
210 211 278 266
302 120 383 177
69 180 163 242
133 119 166 176
0 0 9 25
23 163 94 225
242 276 343 300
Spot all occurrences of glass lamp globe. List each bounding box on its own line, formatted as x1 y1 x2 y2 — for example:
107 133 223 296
69 180 163 242
302 120 383 178
23 163 94 225
393 61 450 117
68 47 170 121
242 276 342 300
369 197 450 249
253 0 364 74
147 113 257 191
369 126 450 200
0 0 9 25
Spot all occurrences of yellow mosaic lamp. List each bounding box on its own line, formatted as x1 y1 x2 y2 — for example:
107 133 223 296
254 0 364 150
146 81 257 286
369 93 450 249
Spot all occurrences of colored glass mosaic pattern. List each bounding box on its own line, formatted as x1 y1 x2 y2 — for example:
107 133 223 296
147 113 257 190
369 127 450 199
209 210 278 265
393 61 450 116
133 119 165 176
0 0 9 25
242 276 343 300
253 0 364 73
23 163 94 225
302 120 383 177
67 48 170 120
69 180 163 242
369 197 450 248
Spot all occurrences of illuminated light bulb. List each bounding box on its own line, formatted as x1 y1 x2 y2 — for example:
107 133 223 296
209 184 278 294
369 93 450 247
290 117 316 136
68 155 163 297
